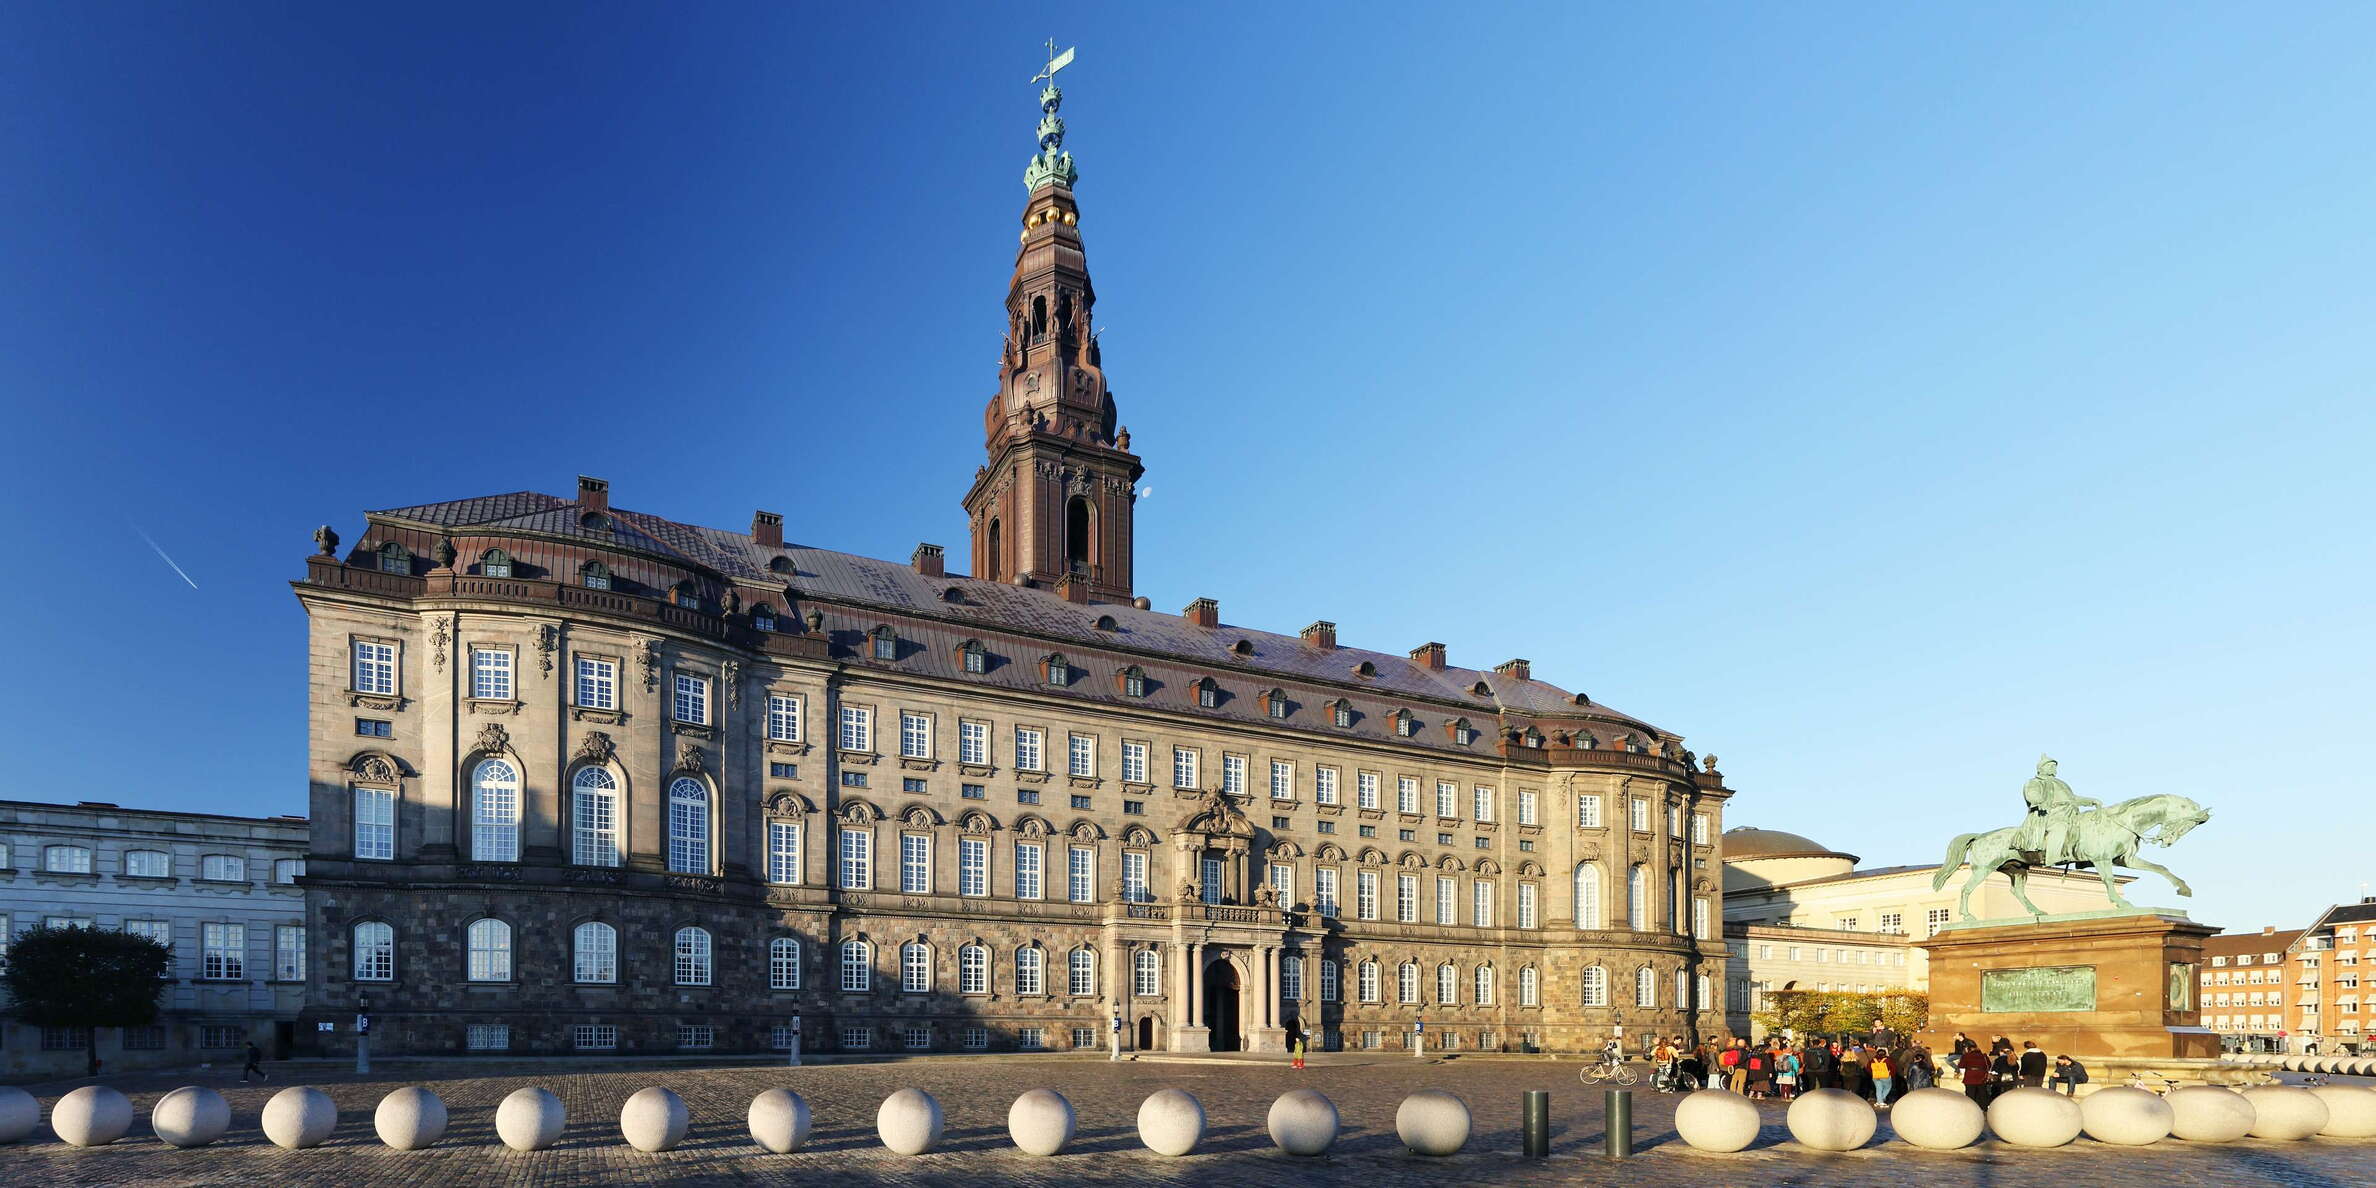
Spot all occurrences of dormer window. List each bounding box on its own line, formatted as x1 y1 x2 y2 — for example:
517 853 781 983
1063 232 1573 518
1231 639 1254 657
673 582 698 609
1264 689 1290 719
377 543 410 575
579 511 611 532
1452 719 1477 746
770 555 795 575
870 627 898 661
1195 679 1219 709
1120 666 1147 698
752 605 777 632
481 548 513 579
1045 654 1071 686
1523 727 1545 748
958 639 988 674
1352 660 1377 679
940 586 967 603
581 561 611 591
1329 700 1354 729
1392 710 1416 738
1472 681 1492 697
1094 614 1119 632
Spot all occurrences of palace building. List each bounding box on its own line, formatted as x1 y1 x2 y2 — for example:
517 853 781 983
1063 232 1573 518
291 70 1733 1058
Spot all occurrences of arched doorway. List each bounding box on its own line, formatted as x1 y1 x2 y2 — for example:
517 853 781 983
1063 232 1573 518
1137 1015 1156 1052
1204 958 1242 1052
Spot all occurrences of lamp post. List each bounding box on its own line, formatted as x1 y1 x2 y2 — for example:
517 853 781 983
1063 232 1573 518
787 1012 802 1067
354 989 371 1076
1413 1015 1425 1059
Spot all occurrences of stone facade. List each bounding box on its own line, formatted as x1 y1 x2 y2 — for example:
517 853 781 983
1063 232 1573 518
0 800 309 1075
1720 923 1915 1037
292 80 1735 1060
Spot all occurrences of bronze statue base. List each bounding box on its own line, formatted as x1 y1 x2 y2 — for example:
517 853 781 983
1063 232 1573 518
1918 913 2220 1061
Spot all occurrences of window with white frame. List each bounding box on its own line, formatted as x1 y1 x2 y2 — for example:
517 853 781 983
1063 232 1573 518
900 711 932 759
902 942 931 993
1398 776 1419 814
353 921 394 981
960 944 988 993
1068 733 1095 777
1399 962 1420 1004
1693 896 1711 940
1635 965 1656 1007
674 926 712 985
1397 873 1418 922
1135 948 1160 995
1356 869 1378 920
121 919 167 947
1677 974 1691 1009
1016 946 1045 995
1436 781 1457 818
572 767 621 867
575 922 616 983
1270 759 1293 799
839 826 872 889
1202 856 1223 903
1121 740 1148 783
959 719 988 765
471 758 520 862
1315 866 1339 917
352 640 396 695
1357 770 1380 810
1474 785 1494 822
1320 957 1340 1002
1068 845 1094 903
274 857 305 883
469 647 513 700
838 704 872 751
1668 804 1683 838
573 1024 617 1050
1122 850 1148 902
201 923 245 980
767 694 802 741
1173 747 1199 788
1015 727 1044 771
1360 959 1381 1002
1520 965 1540 1006
1436 875 1456 925
574 656 616 710
1269 861 1293 907
1315 766 1339 805
1692 813 1710 845
1473 879 1494 927
667 778 709 873
1517 786 1538 825
1282 955 1303 1001
1578 793 1602 828
1475 964 1495 1005
274 924 306 981
466 918 512 981
1581 964 1608 1006
1222 754 1246 796
1518 882 1538 928
840 939 871 991
1014 841 1043 899
770 936 800 989
1068 948 1094 995
901 833 930 893
767 820 800 884
1629 798 1650 832
468 1023 511 1051
959 837 987 896
201 853 245 881
124 849 170 878
1627 865 1647 929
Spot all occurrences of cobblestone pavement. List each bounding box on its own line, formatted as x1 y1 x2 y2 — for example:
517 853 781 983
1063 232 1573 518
2 1055 2370 1186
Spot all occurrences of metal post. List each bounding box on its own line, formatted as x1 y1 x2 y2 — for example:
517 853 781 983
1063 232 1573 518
1604 1088 1632 1159
1413 1016 1425 1059
1522 1090 1551 1157
354 991 370 1076
787 1014 802 1067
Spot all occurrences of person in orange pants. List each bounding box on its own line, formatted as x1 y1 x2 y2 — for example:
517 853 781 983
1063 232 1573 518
1292 1034 1306 1070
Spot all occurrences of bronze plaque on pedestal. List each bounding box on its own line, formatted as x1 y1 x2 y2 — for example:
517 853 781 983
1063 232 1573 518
1980 965 2097 1013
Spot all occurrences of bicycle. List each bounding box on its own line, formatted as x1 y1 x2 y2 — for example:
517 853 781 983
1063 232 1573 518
1653 1062 1700 1093
1579 1055 1639 1086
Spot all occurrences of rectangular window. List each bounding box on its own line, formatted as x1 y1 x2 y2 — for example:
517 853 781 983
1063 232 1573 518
202 854 246 881
768 694 803 741
1669 804 1683 838
200 1024 245 1049
352 640 395 695
767 821 801 884
770 940 801 989
354 717 392 737
1016 787 1038 805
1315 866 1339 918
1068 733 1095 777
1357 770 1380 810
1578 793 1602 828
902 944 929 993
1436 781 1457 818
353 787 395 859
1173 747 1199 788
1068 845 1094 903
1320 958 1340 1002
1123 850 1150 902
1437 876 1456 925
900 711 932 759
1630 798 1650 832
120 1025 166 1051
202 923 245 980
274 857 305 883
959 837 988 896
1281 955 1303 1001
1473 880 1494 928
959 719 988 765
1270 759 1293 799
1269 861 1293 906
962 1026 988 1050
274 925 306 980
1018 1026 1045 1050
1474 785 1494 822
901 833 930 894
1356 869 1378 920
1517 787 1537 825
1315 766 1339 805
1222 754 1246 796
838 705 872 751
769 761 798 779
469 648 513 700
1692 813 1710 845
1015 727 1044 771
1397 873 1418 922
468 1023 511 1051
838 828 871 889
1518 882 1538 929
574 656 615 709
677 1025 713 1050
1070 794 1092 810
1015 842 1043 899
1121 740 1148 783
574 1025 618 1051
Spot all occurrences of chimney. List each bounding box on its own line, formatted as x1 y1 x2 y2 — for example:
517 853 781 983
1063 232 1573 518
1057 570 1089 604
911 543 945 577
1300 620 1337 649
752 511 783 548
2262 926 2276 935
1184 597 1219 628
1409 641 1446 670
577 475 610 513
1494 658 1531 682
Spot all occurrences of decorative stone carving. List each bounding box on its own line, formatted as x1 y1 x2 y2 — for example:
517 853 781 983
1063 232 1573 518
431 538 456 569
575 731 616 766
313 525 340 556
429 614 453 673
722 660 741 706
474 723 509 757
678 742 706 775
636 636 659 691
353 754 401 785
535 623 557 677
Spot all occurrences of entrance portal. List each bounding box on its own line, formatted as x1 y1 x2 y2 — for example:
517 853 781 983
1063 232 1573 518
1204 958 1243 1052
1137 1015 1156 1052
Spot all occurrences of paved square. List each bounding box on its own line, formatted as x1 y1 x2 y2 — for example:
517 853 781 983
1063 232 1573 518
1 1055 2368 1185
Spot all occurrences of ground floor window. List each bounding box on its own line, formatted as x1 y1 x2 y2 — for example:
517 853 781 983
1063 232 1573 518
962 1026 989 1050
1071 1026 1095 1049
903 1025 931 1050
1018 1027 1046 1050
573 1025 617 1051
120 1026 166 1051
770 1025 800 1051
1480 1031 1497 1050
467 1024 511 1051
43 1027 90 1051
841 1026 873 1050
1362 1030 1381 1049
199 1025 245 1049
678 1025 714 1050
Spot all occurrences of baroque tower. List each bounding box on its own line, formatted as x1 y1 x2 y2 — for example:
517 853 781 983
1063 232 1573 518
961 60 1143 604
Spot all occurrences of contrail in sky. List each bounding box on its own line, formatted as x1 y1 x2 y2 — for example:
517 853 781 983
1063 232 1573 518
135 526 200 589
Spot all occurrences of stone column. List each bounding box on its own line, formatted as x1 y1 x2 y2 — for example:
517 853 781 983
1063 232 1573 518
1186 943 1202 1027
1267 945 1282 1029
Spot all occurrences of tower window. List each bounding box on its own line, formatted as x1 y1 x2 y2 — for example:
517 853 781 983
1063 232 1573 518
986 519 1002 582
1065 497 1092 576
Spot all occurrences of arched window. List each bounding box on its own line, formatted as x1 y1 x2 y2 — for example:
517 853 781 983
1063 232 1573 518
1436 962 1458 1004
1397 961 1420 1004
581 561 610 590
1016 946 1045 995
1265 689 1289 719
1065 496 1091 574
1359 959 1381 1003
1627 864 1647 930
480 548 512 578
1475 964 1495 1006
352 921 394 981
1452 718 1477 746
674 926 713 986
1045 654 1070 686
901 942 931 993
752 605 777 632
1331 700 1353 728
1196 679 1219 709
377 542 409 574
672 581 697 609
573 922 616 984
1068 948 1095 996
667 777 709 874
769 937 801 990
959 639 988 674
1519 965 1540 1007
959 943 988 994
1574 862 1604 930
1121 665 1146 697
1580 964 1607 1007
841 939 872 992
870 626 897 661
1635 966 1656 1008
1133 948 1160 996
986 519 1002 582
470 758 520 862
572 767 621 867
466 918 512 982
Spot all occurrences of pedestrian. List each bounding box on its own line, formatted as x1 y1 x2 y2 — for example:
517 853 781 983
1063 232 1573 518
1776 1046 1799 1099
1719 1039 1744 1092
1870 1047 1894 1107
1905 1044 1935 1092
1291 1033 1306 1071
240 1040 269 1084
2017 1041 2047 1088
1958 1041 1991 1104
2049 1054 2088 1095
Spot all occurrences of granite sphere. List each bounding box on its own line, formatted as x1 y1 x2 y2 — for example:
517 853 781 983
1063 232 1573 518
374 1087 448 1150
2165 1085 2255 1142
2309 1085 2376 1138
2078 1086 2171 1146
51 1086 134 1148
1673 1088 1761 1152
620 1086 690 1152
1136 1088 1205 1156
1266 1088 1340 1156
876 1088 945 1155
1887 1087 1986 1150
1987 1087 2084 1148
1786 1088 1876 1151
0 1086 41 1144
495 1087 567 1151
261 1087 338 1149
1007 1089 1077 1156
1394 1090 1472 1156
748 1089 812 1154
151 1086 231 1148
2242 1085 2329 1140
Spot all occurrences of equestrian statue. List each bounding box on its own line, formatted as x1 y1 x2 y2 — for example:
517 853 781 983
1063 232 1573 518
1932 756 2209 922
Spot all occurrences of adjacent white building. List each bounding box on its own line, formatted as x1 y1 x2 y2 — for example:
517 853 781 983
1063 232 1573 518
0 799 309 1075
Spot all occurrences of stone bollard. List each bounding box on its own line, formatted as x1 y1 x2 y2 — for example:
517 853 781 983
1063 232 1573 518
374 1087 448 1150
1785 1088 1875 1151
620 1087 690 1152
1136 1088 1205 1156
52 1086 135 1148
1008 1089 1077 1156
876 1088 945 1155
0 1086 42 1145
151 1086 232 1148
2241 1085 2329 1140
1673 1088 1760 1152
1888 1087 1985 1150
496 1087 567 1152
262 1087 338 1150
1267 1088 1339 1156
1987 1087 2084 1148
749 1089 812 1154
2166 1085 2255 1142
2077 1086 2171 1146
1394 1089 1471 1156
2310 1085 2376 1137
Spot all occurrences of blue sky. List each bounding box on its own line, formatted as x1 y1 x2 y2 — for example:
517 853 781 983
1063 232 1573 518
2 4 2369 933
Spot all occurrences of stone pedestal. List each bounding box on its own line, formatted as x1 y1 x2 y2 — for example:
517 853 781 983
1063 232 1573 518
1249 1026 1287 1053
1168 1026 1212 1053
1919 912 2217 1061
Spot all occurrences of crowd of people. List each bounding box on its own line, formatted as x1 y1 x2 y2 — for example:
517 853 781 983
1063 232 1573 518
1624 1029 2090 1105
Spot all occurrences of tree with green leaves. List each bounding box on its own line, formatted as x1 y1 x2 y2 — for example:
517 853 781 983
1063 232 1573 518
1752 989 1929 1042
2 925 173 1077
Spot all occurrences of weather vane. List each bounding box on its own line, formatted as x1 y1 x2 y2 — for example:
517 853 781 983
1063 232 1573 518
1032 39 1076 85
